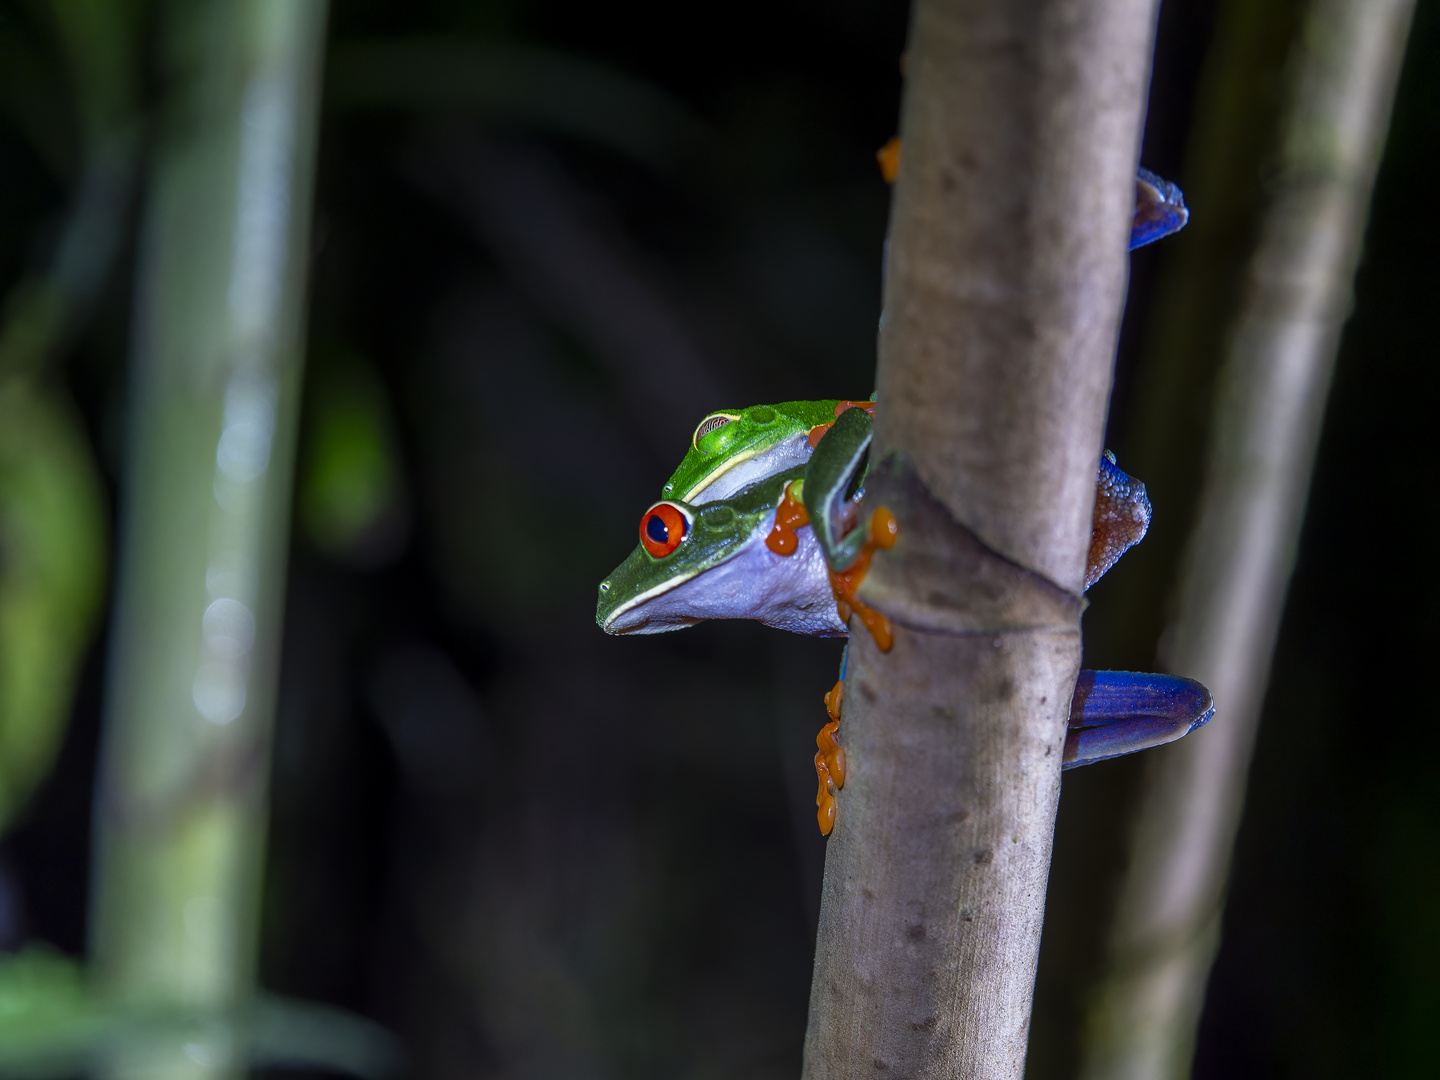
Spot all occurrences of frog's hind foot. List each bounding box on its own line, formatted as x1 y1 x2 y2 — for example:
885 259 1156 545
815 751 839 835
814 678 848 835
1064 670 1214 768
1087 453 1152 590
1132 168 1190 249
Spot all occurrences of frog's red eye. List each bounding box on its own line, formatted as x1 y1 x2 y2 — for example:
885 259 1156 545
640 502 689 558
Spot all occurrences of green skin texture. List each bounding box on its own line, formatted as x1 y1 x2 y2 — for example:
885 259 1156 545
596 463 850 637
661 399 847 505
597 401 875 637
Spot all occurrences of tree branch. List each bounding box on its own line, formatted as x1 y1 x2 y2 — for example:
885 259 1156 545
802 1 1160 1075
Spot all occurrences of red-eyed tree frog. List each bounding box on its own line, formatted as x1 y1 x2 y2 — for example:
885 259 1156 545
598 406 1212 833
596 167 1207 834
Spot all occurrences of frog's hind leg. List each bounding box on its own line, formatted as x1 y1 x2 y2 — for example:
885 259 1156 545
1131 168 1189 249
1087 452 1153 590
1064 670 1214 768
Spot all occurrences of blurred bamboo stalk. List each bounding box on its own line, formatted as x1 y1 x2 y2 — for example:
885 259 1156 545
1079 1 1415 1076
89 2 327 1078
801 1 1159 1075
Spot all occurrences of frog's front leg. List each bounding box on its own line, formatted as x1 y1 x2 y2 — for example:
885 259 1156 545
802 406 898 653
804 405 874 571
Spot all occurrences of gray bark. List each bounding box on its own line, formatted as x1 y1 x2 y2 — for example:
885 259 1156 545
801 1 1161 1075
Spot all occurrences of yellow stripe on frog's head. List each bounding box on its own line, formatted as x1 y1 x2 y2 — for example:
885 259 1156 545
677 446 760 503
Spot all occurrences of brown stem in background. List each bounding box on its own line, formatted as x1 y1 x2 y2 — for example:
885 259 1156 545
1079 1 1416 1076
800 1 1160 1076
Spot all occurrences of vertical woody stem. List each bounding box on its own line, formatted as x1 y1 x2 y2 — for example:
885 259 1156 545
89 2 328 1077
1080 1 1416 1076
801 1 1160 1076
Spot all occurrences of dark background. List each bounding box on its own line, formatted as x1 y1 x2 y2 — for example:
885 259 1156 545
1 0 1436 1075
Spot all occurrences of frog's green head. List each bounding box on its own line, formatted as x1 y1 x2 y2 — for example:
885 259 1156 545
597 464 846 638
660 400 841 505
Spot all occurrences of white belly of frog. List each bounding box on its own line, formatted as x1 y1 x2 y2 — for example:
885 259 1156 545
601 519 846 637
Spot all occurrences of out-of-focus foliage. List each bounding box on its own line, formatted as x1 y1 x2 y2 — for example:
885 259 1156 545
328 38 701 171
0 0 139 836
0 947 98 1078
0 384 104 833
299 353 407 566
0 946 402 1079
0 0 1435 1077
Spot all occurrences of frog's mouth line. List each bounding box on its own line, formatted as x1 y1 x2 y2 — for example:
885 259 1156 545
598 562 710 634
598 514 773 634
600 516 847 639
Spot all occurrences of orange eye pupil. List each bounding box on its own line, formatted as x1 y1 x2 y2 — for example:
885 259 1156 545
640 503 688 558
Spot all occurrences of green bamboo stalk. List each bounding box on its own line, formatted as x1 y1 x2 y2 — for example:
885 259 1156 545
89 3 328 1078
800 1 1160 1075
1078 1 1415 1076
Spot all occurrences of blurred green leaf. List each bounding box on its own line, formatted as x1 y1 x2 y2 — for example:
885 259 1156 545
0 947 101 1079
248 995 404 1078
0 0 139 838
299 355 407 565
0 948 404 1078
0 380 106 831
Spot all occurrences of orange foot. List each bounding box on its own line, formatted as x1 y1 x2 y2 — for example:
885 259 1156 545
814 680 849 835
815 752 838 835
806 400 876 449
829 506 899 652
765 480 810 555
